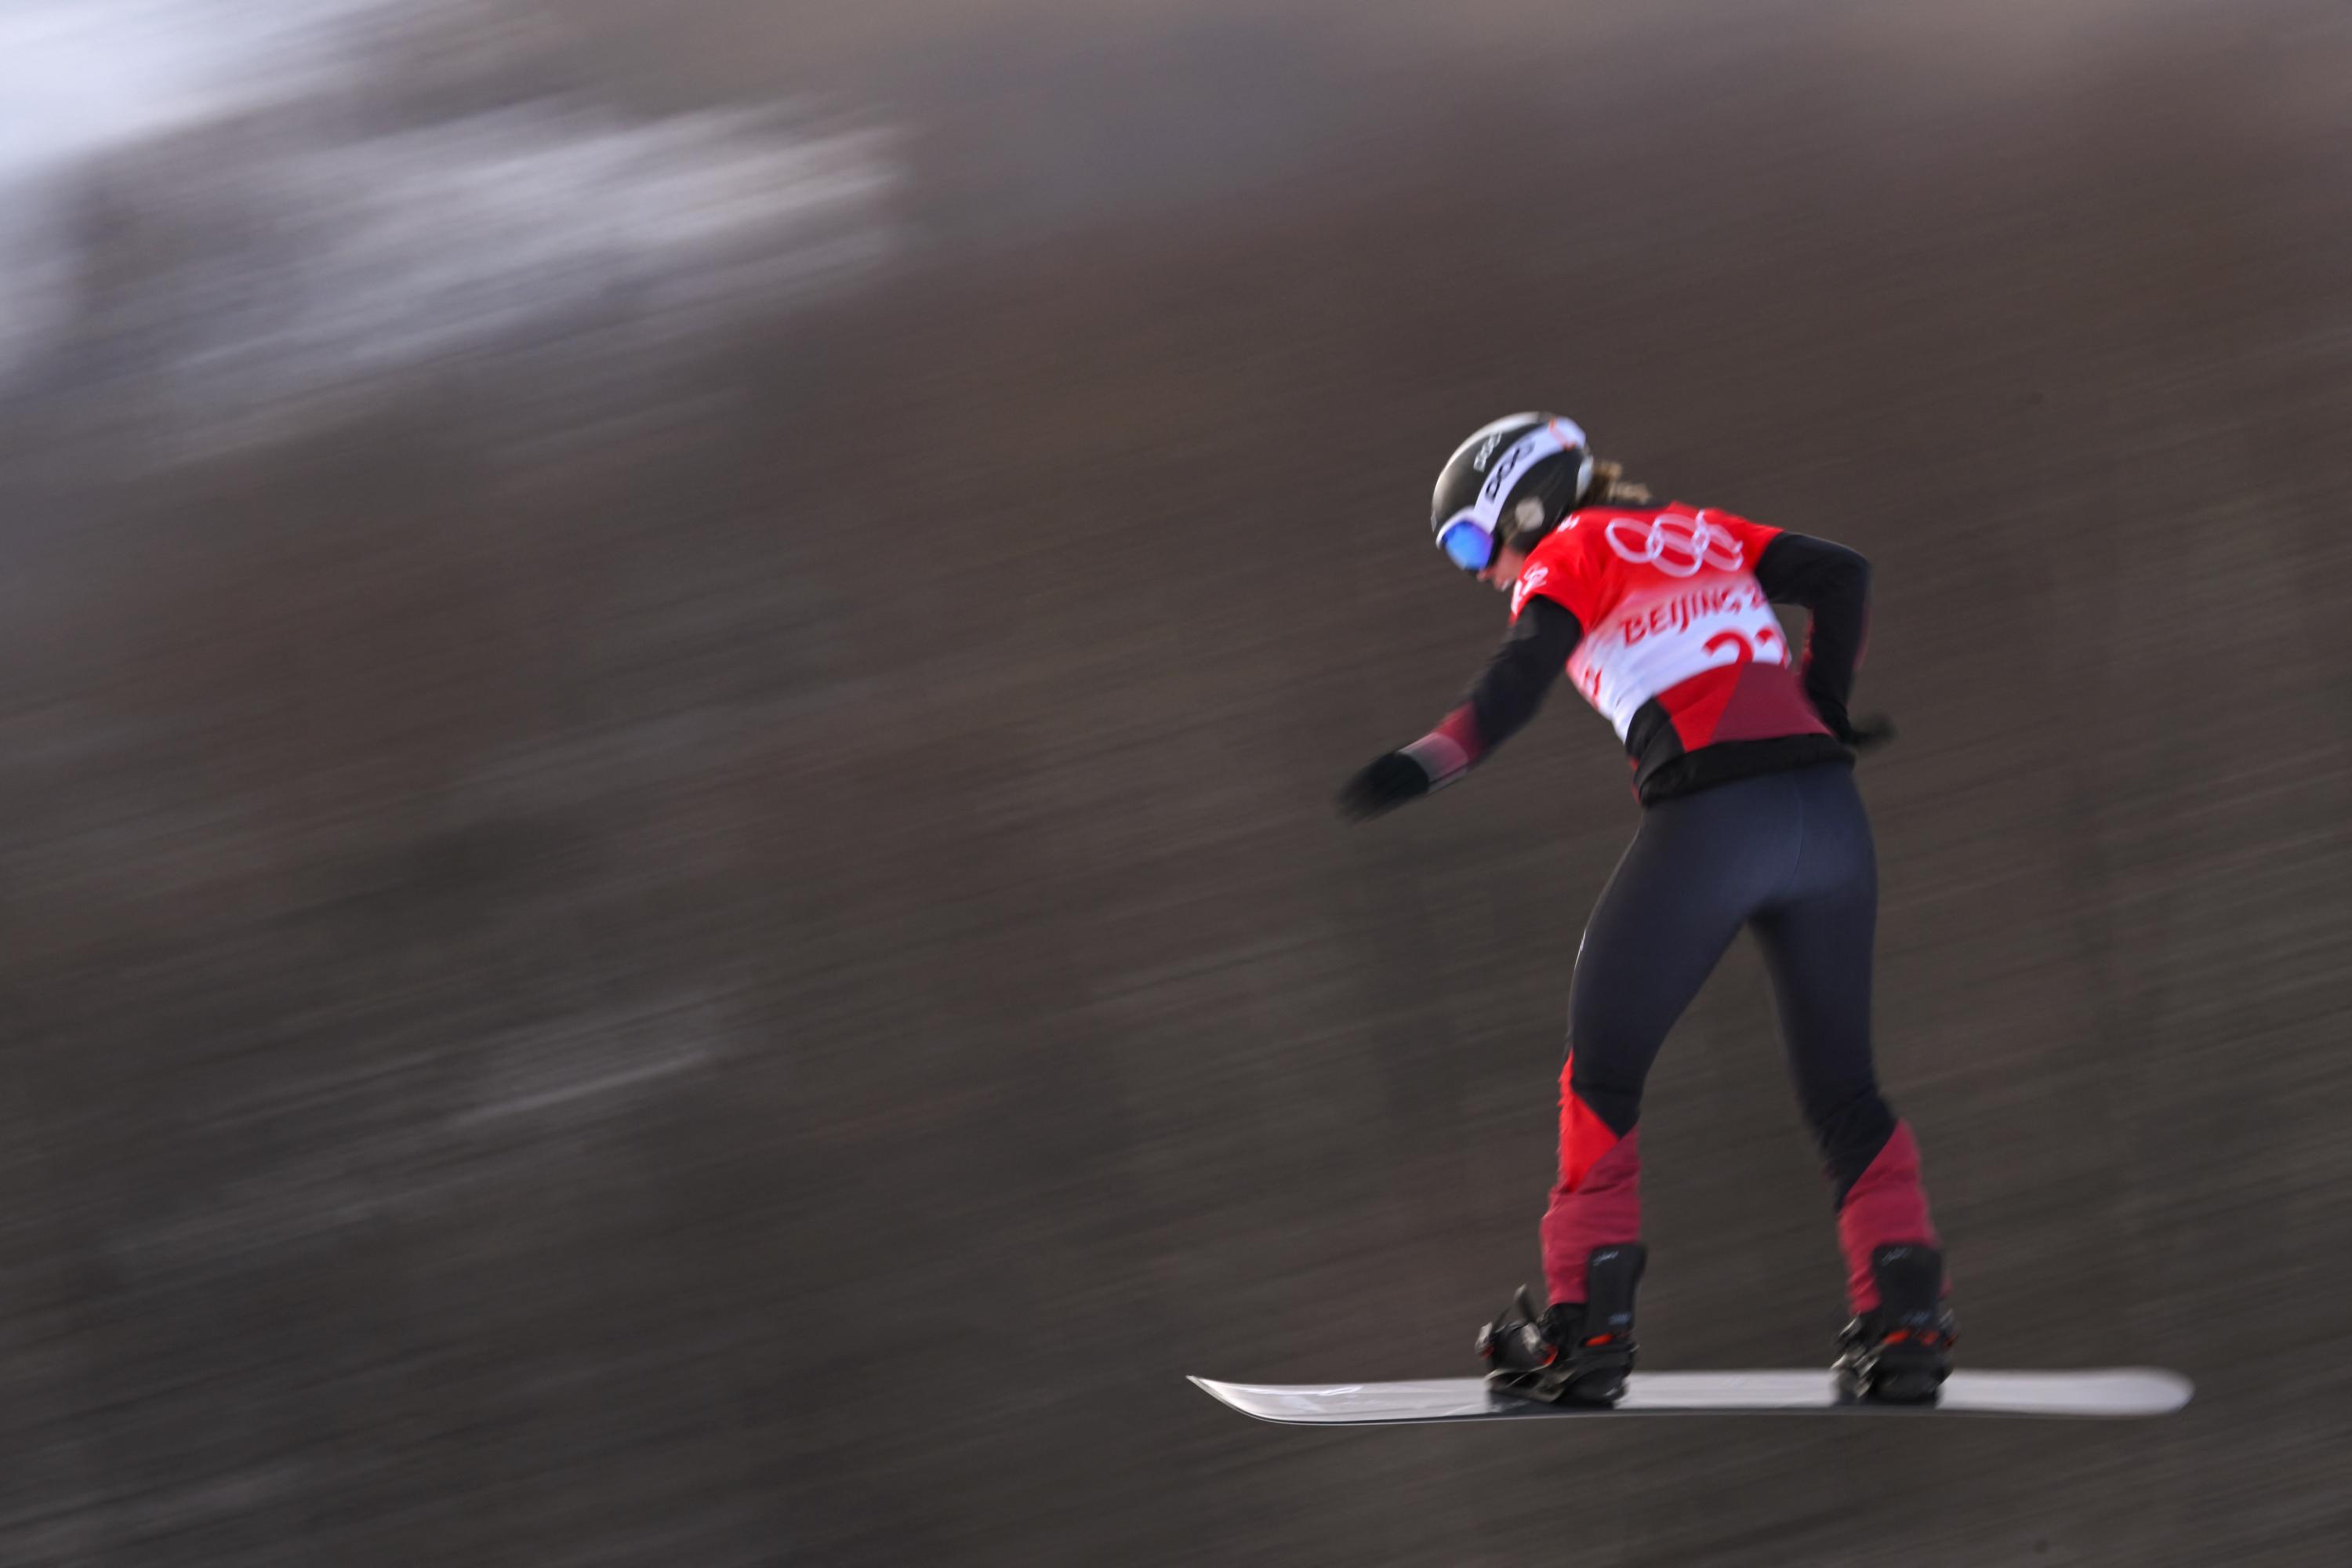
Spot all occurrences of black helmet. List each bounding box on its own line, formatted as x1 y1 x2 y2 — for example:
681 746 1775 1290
1430 412 1594 572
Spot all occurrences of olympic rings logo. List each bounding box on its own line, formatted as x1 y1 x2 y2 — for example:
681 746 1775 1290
1604 512 1744 577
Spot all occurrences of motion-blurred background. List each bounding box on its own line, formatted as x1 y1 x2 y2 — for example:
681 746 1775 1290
1 1 2347 1563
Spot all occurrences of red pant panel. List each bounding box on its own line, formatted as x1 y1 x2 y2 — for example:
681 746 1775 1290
1835 1120 1942 1312
1541 1055 1642 1304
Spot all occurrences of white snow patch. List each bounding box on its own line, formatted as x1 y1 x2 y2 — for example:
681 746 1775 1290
452 993 736 1130
0 0 381 172
0 0 896 453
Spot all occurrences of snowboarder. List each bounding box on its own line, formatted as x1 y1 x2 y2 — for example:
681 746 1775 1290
1338 413 1955 1406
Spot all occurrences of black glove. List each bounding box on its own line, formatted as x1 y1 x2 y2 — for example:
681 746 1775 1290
1337 751 1432 821
1835 713 1897 753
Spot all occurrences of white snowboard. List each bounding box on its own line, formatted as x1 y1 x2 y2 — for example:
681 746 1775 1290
1189 1369 2192 1425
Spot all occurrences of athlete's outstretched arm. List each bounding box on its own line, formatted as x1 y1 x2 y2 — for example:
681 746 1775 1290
1753 532 1871 742
1337 597 1582 820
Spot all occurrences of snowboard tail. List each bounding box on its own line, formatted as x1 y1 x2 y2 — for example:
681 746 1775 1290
1189 1369 2191 1425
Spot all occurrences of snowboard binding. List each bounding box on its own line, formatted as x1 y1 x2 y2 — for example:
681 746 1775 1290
1834 1244 1957 1406
1477 1244 1646 1407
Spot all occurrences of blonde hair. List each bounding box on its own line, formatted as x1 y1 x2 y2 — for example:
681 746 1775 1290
1588 457 1653 506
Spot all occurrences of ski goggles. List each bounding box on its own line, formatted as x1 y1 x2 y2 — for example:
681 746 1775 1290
1435 513 1497 572
1429 417 1589 575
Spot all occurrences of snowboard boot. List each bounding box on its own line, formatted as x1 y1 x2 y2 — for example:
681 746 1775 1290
1834 1243 1957 1405
1476 1243 1646 1406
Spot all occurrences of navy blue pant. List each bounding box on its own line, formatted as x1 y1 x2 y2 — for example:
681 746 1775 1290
1541 762 1940 1310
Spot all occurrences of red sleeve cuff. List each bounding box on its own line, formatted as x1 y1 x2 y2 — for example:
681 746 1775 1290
1403 706 1485 786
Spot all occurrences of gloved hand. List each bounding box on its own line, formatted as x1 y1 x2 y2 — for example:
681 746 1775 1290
1835 713 1897 753
1337 750 1432 821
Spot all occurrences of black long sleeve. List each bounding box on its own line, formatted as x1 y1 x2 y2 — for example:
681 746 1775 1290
1465 596 1582 751
1753 532 1869 736
1400 596 1582 786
